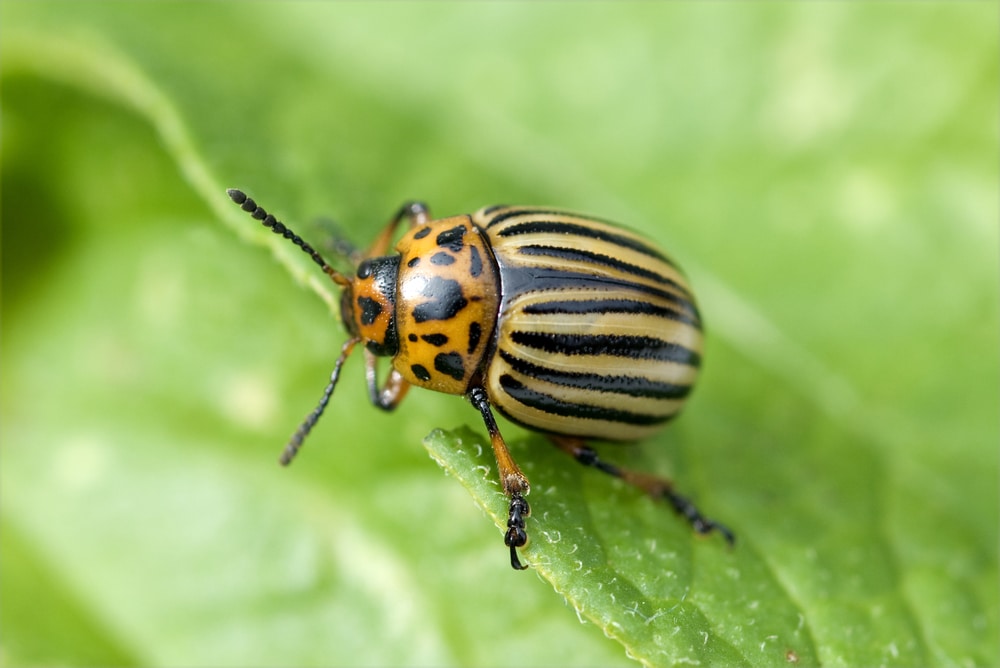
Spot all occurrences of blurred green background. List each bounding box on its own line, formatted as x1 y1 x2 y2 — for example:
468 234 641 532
2 3 997 667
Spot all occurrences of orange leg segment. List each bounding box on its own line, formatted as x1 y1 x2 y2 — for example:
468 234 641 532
365 201 431 257
468 387 531 570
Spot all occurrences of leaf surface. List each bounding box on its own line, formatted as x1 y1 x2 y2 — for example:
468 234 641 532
3 3 997 666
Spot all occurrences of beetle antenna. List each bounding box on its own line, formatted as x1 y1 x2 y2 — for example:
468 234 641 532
227 188 351 287
280 338 360 466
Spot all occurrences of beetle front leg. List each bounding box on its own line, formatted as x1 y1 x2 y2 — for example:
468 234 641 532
468 387 531 570
364 349 411 411
314 217 364 267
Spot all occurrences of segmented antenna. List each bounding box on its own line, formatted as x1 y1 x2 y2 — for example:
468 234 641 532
228 188 358 465
227 188 350 287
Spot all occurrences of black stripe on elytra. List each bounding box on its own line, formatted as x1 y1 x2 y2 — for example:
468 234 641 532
498 350 692 399
522 297 699 328
518 244 678 289
500 267 700 325
489 216 672 266
498 375 674 426
509 330 701 366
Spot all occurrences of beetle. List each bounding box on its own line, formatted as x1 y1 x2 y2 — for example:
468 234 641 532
227 189 732 569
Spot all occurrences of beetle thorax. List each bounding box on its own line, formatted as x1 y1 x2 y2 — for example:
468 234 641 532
391 217 501 395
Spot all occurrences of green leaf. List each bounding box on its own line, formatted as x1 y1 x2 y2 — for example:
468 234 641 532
3 3 997 667
424 427 814 666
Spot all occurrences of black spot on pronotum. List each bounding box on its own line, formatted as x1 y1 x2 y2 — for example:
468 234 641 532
411 364 431 382
436 225 466 252
469 245 483 277
413 226 432 240
421 333 449 347
407 257 421 268
357 296 383 326
430 252 455 266
412 276 468 322
467 322 482 354
434 352 466 381
408 333 418 342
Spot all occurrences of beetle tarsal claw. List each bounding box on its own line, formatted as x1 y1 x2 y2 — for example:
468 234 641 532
504 492 530 570
698 519 736 546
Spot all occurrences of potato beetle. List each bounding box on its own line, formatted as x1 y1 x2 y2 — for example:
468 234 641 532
228 189 732 569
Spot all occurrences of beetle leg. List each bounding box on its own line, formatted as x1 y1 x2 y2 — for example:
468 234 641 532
363 349 411 410
365 201 432 258
314 217 364 266
550 436 734 545
468 387 531 570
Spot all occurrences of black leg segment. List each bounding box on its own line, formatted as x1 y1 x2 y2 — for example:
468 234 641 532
505 492 530 570
551 436 734 545
468 387 533 569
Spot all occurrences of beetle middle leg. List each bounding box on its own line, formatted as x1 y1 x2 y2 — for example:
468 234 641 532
314 217 364 267
468 387 531 570
550 436 734 545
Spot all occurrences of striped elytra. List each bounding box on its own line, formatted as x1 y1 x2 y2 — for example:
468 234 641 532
227 189 731 572
474 206 703 442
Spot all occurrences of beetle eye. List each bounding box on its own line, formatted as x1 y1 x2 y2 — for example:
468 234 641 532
356 260 373 279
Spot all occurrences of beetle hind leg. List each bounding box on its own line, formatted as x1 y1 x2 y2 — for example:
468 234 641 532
550 436 734 545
